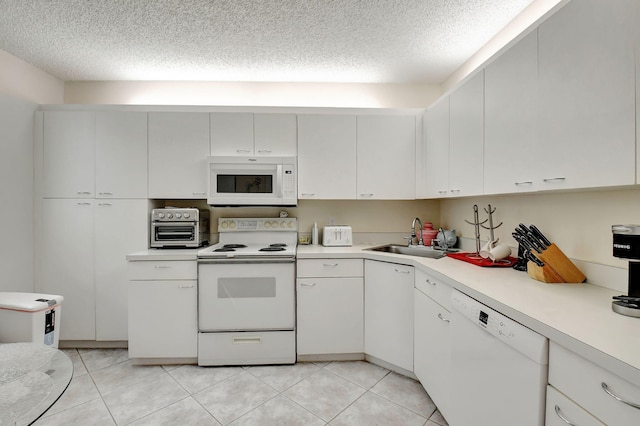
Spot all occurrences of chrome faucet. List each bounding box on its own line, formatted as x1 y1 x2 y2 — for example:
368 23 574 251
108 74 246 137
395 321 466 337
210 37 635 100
411 217 424 246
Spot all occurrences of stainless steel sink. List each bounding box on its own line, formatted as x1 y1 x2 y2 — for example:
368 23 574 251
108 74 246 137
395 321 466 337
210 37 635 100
365 244 447 259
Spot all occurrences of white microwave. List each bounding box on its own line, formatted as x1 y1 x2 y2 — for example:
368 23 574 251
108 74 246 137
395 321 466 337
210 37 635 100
207 156 297 206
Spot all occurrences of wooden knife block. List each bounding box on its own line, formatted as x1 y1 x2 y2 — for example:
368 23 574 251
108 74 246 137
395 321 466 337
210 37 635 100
527 243 586 284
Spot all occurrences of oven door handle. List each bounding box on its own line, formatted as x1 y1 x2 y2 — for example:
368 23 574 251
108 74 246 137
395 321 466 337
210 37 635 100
198 257 295 264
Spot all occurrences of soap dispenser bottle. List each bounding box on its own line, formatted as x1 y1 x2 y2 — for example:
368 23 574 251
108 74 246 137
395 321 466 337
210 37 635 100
312 222 319 245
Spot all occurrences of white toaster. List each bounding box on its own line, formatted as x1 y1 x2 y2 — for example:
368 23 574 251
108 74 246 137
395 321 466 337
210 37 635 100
322 226 353 246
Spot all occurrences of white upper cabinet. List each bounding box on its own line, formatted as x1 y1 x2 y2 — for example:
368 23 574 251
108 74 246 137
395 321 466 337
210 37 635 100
484 31 539 195
423 98 450 198
95 111 148 198
448 70 484 197
356 115 416 200
297 114 357 199
210 112 297 156
537 0 636 190
254 113 297 156
148 112 210 199
43 111 95 198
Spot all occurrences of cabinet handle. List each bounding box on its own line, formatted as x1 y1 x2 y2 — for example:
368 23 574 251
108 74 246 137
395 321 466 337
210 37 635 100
394 268 410 274
257 149 272 153
233 336 261 344
437 313 450 323
192 192 206 196
543 177 566 182
601 382 640 409
178 285 194 288
154 265 171 269
76 202 91 206
97 203 112 206
426 278 436 286
360 193 374 198
98 192 113 195
514 181 533 186
450 189 461 193
301 193 315 197
323 263 338 267
236 149 251 153
300 282 316 287
76 191 91 195
554 405 576 426
438 190 447 194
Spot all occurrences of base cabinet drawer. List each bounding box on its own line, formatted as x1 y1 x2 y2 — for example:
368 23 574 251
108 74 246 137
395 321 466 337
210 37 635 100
297 259 363 278
128 260 197 280
546 386 605 426
198 331 295 366
549 342 640 425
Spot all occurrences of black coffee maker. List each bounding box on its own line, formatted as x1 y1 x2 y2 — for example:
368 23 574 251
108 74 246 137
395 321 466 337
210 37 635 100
611 225 640 318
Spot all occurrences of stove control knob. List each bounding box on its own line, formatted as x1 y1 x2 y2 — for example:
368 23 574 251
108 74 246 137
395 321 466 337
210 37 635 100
265 221 271 228
167 213 174 219
176 213 182 219
280 221 286 228
183 213 190 219
272 221 279 228
229 221 236 229
221 221 228 229
288 221 294 228
158 213 165 219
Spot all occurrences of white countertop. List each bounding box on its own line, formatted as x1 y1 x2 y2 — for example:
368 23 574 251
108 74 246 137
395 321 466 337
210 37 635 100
127 244 640 384
298 245 640 385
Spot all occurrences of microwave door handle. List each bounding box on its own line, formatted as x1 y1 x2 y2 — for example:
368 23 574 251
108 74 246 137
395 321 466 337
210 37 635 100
276 164 283 197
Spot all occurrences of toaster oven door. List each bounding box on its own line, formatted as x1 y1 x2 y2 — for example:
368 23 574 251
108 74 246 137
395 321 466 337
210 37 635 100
151 222 197 247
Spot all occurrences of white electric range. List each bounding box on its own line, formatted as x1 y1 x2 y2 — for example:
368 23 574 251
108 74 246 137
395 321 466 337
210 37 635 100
196 217 298 366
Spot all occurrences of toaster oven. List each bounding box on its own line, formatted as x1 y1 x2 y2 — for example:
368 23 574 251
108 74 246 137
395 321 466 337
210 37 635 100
150 208 209 248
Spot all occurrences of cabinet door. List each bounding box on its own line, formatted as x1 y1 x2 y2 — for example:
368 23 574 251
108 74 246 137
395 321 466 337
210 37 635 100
95 111 148 198
448 71 484 197
357 115 416 199
254 113 297 156
297 277 363 355
484 31 539 195
423 99 450 198
95 200 148 341
364 260 414 371
546 386 605 426
128 280 197 358
40 199 95 340
148 112 209 198
414 288 451 418
210 112 254 155
297 115 357 199
43 111 95 198
538 0 635 189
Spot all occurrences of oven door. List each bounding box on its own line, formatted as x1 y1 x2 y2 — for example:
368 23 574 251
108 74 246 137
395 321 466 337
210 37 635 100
198 260 295 331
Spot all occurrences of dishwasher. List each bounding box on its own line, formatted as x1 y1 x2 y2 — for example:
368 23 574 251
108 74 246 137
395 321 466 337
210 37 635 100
449 290 548 426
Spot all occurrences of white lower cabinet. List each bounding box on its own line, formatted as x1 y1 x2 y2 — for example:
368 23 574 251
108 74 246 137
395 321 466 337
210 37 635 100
296 259 363 357
546 385 605 426
413 269 452 419
364 260 414 372
128 261 198 360
39 199 148 341
549 341 640 425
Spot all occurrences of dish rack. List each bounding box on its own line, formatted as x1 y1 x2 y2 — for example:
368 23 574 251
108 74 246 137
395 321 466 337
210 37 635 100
526 244 586 283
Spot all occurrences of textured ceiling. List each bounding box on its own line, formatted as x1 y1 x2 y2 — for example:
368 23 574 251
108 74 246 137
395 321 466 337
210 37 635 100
0 0 535 83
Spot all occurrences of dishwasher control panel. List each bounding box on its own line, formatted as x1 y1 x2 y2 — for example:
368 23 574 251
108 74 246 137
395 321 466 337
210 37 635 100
451 289 548 364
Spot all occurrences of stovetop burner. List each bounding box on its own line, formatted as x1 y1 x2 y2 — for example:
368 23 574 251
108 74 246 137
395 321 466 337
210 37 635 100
269 243 287 247
214 247 235 252
223 244 247 249
259 246 286 252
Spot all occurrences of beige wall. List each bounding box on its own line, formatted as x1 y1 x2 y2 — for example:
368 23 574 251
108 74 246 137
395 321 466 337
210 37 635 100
0 49 63 104
64 81 441 108
440 188 640 269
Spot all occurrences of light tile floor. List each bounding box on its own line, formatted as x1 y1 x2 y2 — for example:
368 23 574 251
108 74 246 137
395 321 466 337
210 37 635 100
34 349 449 426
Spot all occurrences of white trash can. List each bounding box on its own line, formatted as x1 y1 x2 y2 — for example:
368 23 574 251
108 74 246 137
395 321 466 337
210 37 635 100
0 292 64 348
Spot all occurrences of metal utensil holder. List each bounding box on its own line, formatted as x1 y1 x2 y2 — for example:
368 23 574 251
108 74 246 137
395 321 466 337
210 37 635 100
480 204 503 242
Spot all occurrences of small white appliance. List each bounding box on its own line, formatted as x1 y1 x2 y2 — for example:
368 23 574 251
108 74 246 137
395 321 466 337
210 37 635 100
449 290 548 426
207 156 297 206
197 218 298 366
0 292 64 348
322 225 353 246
